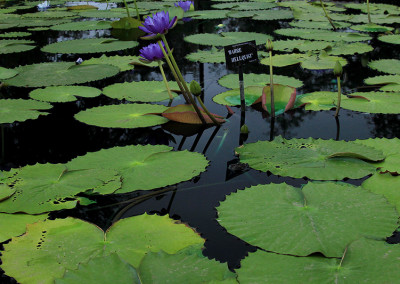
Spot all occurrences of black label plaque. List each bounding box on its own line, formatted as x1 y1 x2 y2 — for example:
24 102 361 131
224 40 258 68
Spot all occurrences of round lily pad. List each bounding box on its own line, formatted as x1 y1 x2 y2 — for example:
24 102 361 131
0 214 204 283
351 23 393 33
29 86 101 103
298 91 336 111
340 92 400 114
300 54 347 70
184 10 230 19
0 32 31 38
379 34 400 45
260 53 304 67
235 136 384 180
217 182 398 257
74 103 169 129
289 20 351 30
368 59 400 75
252 9 293 20
237 238 400 283
67 144 209 193
272 39 331 53
185 48 226 63
102 81 179 102
184 32 273 46
364 75 400 85
0 67 18 80
275 28 372 42
326 42 373 55
81 55 158 72
0 99 52 124
0 213 48 243
218 73 303 89
42 38 138 54
50 20 112 31
23 11 77 18
380 84 400 92
4 62 120 87
213 86 262 107
0 39 35 54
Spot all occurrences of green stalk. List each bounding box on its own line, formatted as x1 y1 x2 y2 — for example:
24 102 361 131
269 50 275 118
367 0 372 24
133 0 140 20
335 76 341 117
320 0 336 30
158 60 174 100
196 95 220 125
157 41 190 104
122 0 130 18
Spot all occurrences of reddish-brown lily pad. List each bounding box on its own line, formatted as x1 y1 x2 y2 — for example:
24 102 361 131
161 104 225 125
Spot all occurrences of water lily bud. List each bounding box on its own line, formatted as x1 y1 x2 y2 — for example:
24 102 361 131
240 124 249 134
190 80 201 96
333 61 343 77
266 39 273 52
190 2 195 11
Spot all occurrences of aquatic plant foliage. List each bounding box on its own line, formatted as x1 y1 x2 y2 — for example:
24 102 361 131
340 92 400 114
299 91 337 111
0 99 52 124
29 86 101 103
0 39 35 54
81 55 157 71
184 9 230 19
0 32 31 38
236 136 384 180
184 32 272 46
218 73 303 89
217 182 398 257
261 53 347 69
0 67 18 80
378 34 400 45
50 20 112 31
0 213 48 243
275 28 372 42
368 59 400 75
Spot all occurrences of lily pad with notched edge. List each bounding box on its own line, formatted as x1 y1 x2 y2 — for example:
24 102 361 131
252 9 293 20
41 38 138 54
218 73 303 89
275 28 372 42
0 39 35 54
351 23 393 33
67 144 209 193
0 32 31 38
217 182 398 257
235 136 384 180
0 99 52 124
0 213 48 243
365 75 400 85
184 10 230 19
289 20 351 30
4 62 120 87
74 103 169 129
0 67 18 80
0 214 204 283
50 20 112 31
237 238 400 283
184 32 273 46
340 92 400 114
29 86 101 103
378 34 400 45
102 81 179 102
0 163 122 214
368 59 400 75
81 55 158 71
185 48 226 63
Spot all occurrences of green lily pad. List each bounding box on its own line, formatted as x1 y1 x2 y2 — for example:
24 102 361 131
0 31 31 38
50 20 112 31
212 2 275 10
0 67 18 80
111 17 142 30
67 144 209 193
139 245 237 284
351 23 393 32
368 59 400 75
275 28 372 42
298 91 337 111
0 213 48 243
260 53 304 67
184 32 273 46
42 38 138 54
0 23 17 29
362 173 400 212
0 99 52 124
0 163 122 214
185 48 226 63
219 73 303 89
226 10 259 18
340 92 400 114
355 137 400 174
347 14 400 24
289 20 351 30
380 84 400 92
1 214 204 283
4 62 120 87
345 3 400 14
74 103 169 129
365 75 400 85
55 254 140 284
81 55 157 72
7 17 74 28
27 27 50 31
273 39 331 52
29 86 101 103
78 10 127 18
213 86 263 107
102 81 179 102
23 11 77 18
252 9 293 20
0 39 35 54
237 238 400 283
379 34 400 45
217 182 398 257
325 42 373 55
301 54 347 70
0 183 15 201
184 10 230 19
235 136 384 180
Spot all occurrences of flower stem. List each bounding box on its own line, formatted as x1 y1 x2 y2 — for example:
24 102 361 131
367 0 372 24
122 0 130 18
133 0 140 20
158 61 174 100
197 95 221 125
320 0 336 30
335 76 341 117
269 50 275 118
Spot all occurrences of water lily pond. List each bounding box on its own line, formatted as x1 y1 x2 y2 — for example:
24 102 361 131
1 0 400 282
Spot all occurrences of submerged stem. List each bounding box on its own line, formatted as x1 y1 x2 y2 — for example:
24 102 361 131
367 0 372 24
320 0 337 30
122 0 130 18
269 50 275 118
335 77 341 117
158 61 174 100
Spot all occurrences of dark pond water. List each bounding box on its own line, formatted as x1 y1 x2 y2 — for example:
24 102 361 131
1 0 400 282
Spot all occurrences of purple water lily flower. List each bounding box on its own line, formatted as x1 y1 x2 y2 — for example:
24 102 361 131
174 1 193 12
139 11 177 40
139 42 166 63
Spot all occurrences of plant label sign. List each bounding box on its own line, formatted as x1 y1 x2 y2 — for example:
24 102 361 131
224 40 258 69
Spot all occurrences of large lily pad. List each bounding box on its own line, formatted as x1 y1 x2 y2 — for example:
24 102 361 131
272 39 331 53
0 163 121 214
42 38 138 54
0 67 18 80
218 73 303 89
0 213 48 243
50 20 112 31
4 62 120 87
29 86 101 103
161 104 226 125
184 32 273 46
185 48 226 63
275 28 372 42
0 39 35 54
298 91 337 111
252 9 293 20
81 55 158 71
74 103 169 129
184 10 230 19
235 136 384 180
378 34 400 45
212 2 275 10
365 75 400 85
0 99 52 124
351 23 393 33
102 81 179 102
237 238 400 283
289 20 351 30
67 144 209 193
0 32 31 38
1 214 204 283
217 182 398 257
368 59 400 75
261 53 347 69
340 92 400 114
